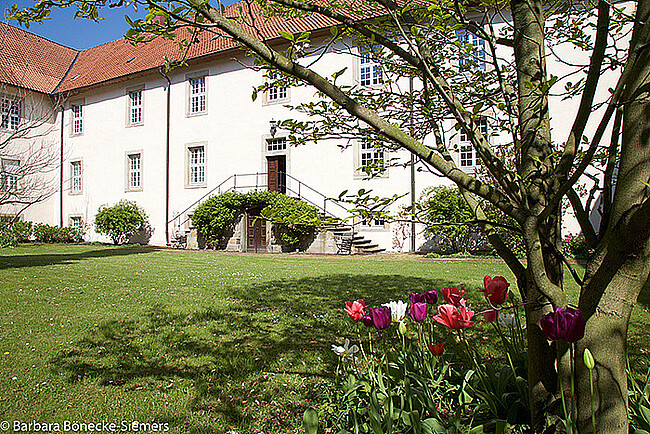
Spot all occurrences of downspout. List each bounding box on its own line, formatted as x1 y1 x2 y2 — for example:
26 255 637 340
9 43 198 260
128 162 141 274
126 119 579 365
409 77 416 252
59 103 64 227
158 67 171 245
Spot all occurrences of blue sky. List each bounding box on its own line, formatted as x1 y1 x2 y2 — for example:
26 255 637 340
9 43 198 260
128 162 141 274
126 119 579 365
1 0 238 49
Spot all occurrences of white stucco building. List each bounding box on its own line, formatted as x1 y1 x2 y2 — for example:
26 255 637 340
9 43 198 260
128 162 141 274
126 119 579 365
0 3 618 251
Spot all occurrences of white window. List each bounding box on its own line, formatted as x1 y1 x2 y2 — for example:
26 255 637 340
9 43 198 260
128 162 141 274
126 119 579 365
360 140 385 169
188 146 205 185
1 159 19 191
266 138 287 152
267 71 287 102
69 216 83 229
189 76 206 114
128 153 141 190
71 103 83 134
459 118 488 167
1 98 21 131
457 30 486 70
361 217 386 228
359 46 382 86
70 161 82 193
128 90 142 125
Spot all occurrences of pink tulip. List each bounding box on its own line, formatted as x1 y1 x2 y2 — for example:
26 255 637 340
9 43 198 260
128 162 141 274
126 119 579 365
433 299 474 329
345 299 366 321
481 276 509 305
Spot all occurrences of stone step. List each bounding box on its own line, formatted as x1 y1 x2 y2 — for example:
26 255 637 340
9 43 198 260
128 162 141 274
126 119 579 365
360 246 386 254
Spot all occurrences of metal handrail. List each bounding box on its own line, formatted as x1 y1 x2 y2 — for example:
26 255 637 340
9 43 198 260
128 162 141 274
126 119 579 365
167 171 361 240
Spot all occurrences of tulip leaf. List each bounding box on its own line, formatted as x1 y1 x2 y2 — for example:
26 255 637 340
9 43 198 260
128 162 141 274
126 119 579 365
421 418 449 434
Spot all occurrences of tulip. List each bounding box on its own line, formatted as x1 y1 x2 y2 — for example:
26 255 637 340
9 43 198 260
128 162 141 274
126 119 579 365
428 342 444 356
481 276 509 305
432 299 474 329
362 313 374 327
409 302 427 322
540 307 586 343
344 299 366 321
382 300 407 322
424 290 439 304
483 307 499 322
409 292 426 304
371 305 392 330
441 286 465 306
331 338 359 359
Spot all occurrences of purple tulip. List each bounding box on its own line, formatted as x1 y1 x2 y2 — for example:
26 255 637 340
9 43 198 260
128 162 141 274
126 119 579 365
371 306 392 330
409 302 428 322
409 292 426 305
362 311 374 327
424 290 438 304
540 307 586 343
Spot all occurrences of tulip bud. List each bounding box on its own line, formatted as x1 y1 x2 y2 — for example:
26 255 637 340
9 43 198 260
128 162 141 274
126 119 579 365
398 321 407 335
583 348 595 370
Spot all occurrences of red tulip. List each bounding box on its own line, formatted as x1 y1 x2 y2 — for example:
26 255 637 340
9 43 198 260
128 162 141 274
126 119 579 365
428 343 444 356
483 307 499 322
433 299 474 329
481 276 509 305
441 286 465 306
345 299 366 321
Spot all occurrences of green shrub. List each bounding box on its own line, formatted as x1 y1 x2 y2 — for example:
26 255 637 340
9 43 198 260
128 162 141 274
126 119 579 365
191 191 321 250
33 223 85 243
417 186 524 256
12 221 33 242
0 220 33 247
94 200 149 245
563 233 590 259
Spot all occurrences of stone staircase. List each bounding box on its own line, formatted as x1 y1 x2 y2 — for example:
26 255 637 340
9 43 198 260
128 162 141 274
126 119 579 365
323 219 385 254
167 173 386 254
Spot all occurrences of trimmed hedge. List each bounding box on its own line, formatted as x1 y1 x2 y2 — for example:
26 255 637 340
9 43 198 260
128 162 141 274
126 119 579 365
0 221 85 247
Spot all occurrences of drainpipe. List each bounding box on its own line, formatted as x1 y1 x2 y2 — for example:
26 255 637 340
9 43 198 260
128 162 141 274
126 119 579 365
409 77 416 252
159 67 171 245
59 102 64 227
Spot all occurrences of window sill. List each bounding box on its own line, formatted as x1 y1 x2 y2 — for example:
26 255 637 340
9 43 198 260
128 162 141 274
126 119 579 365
185 184 207 189
359 226 389 232
125 187 143 193
186 111 207 118
68 191 83 196
353 172 389 180
126 123 144 128
263 97 290 106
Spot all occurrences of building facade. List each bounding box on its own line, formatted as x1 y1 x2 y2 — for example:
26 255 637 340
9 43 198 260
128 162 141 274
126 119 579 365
0 3 614 251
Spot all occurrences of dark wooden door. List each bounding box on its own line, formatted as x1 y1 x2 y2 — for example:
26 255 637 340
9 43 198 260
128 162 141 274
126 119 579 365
267 155 286 193
246 210 266 253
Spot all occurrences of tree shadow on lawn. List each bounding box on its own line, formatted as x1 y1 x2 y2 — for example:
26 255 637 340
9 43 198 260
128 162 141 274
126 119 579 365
49 273 455 432
0 245 160 270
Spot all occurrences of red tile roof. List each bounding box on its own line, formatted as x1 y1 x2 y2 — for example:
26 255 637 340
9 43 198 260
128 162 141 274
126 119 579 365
0 21 78 94
56 1 339 92
2 0 379 94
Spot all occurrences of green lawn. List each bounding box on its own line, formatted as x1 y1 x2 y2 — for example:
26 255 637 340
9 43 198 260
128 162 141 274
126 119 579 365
0 245 647 433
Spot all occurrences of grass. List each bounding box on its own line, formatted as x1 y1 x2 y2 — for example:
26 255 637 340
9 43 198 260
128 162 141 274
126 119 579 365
0 244 648 433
